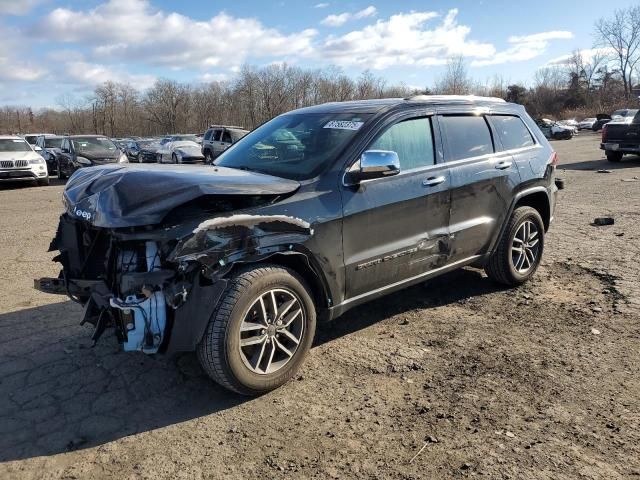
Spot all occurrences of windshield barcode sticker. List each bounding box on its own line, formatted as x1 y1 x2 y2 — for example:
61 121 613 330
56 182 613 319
323 120 364 130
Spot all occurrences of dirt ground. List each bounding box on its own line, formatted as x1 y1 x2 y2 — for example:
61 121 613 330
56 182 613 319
1 133 638 479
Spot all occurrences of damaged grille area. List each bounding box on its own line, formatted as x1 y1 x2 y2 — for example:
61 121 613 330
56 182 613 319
53 216 173 353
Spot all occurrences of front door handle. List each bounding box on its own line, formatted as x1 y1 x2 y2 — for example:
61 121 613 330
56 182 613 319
495 160 513 170
422 175 446 187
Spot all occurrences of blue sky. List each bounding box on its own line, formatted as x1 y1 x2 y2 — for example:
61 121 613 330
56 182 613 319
0 0 637 107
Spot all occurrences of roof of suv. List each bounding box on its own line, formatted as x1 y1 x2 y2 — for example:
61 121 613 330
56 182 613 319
293 95 509 115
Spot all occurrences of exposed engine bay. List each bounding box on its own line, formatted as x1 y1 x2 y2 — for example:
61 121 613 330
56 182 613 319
35 164 315 355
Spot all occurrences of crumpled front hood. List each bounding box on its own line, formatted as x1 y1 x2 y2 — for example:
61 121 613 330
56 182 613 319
63 164 300 228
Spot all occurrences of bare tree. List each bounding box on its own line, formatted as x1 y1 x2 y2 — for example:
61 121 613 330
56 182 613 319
595 6 640 98
434 56 472 95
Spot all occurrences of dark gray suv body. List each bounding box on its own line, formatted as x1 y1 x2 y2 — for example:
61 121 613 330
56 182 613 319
37 96 559 395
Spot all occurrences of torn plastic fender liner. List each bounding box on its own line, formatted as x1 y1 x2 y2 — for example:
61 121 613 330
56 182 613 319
169 214 314 267
166 276 229 354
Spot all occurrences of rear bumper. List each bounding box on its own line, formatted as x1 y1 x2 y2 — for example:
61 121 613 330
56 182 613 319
600 142 640 153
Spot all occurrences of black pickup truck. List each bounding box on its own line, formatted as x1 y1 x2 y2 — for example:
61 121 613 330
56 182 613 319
600 109 640 162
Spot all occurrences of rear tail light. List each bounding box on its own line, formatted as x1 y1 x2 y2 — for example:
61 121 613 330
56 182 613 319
550 151 558 167
601 124 607 142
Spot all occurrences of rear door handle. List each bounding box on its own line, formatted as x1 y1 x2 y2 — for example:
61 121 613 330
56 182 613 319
495 160 513 170
422 175 446 187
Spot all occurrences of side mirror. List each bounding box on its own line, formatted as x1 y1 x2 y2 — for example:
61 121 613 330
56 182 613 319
34 146 42 152
351 150 400 183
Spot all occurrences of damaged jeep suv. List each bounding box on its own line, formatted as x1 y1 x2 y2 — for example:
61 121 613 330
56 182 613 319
36 96 559 395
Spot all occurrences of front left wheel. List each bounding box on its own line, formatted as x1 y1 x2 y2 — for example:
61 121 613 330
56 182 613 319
197 265 316 396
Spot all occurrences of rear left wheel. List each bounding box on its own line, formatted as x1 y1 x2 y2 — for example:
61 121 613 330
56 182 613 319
606 151 623 162
197 265 316 396
485 206 544 286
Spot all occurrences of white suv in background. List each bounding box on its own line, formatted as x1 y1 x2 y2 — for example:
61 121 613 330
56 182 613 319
201 125 249 163
0 135 49 186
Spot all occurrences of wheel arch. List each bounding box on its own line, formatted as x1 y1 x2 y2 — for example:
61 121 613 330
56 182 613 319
225 251 333 320
513 189 551 231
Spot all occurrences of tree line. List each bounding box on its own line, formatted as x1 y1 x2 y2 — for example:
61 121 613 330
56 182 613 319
1 7 638 136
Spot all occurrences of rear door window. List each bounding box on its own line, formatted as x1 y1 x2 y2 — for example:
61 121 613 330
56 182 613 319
491 115 535 150
213 129 222 141
221 130 232 143
439 115 494 161
369 117 434 170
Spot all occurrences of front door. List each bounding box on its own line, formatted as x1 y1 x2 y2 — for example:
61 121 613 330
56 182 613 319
341 115 452 299
438 114 521 263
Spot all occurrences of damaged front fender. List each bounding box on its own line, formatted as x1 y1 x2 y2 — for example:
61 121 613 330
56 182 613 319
169 214 314 267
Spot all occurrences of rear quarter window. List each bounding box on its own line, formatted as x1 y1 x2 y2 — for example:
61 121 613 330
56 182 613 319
491 115 535 150
439 115 494 161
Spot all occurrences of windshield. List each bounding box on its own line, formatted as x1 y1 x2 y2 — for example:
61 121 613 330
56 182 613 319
44 138 63 148
72 137 117 153
0 139 32 152
230 129 248 142
215 113 371 180
23 136 38 145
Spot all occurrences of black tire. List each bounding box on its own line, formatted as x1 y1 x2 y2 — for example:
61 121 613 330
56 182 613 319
197 265 316 395
37 177 50 186
485 206 545 286
606 151 623 162
172 153 178 164
204 150 213 165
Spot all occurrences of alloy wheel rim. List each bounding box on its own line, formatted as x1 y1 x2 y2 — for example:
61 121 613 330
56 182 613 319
239 288 304 375
511 220 540 274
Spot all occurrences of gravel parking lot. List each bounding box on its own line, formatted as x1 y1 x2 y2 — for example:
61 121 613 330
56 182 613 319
1 133 638 479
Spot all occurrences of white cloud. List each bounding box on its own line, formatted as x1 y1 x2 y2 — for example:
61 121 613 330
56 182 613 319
0 0 43 15
39 0 317 69
355 6 377 19
471 30 573 67
547 47 613 66
320 9 495 69
197 72 230 83
314 2 329 8
0 24 46 81
65 61 156 90
321 5 377 27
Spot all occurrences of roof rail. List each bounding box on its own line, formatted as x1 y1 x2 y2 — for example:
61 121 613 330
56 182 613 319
404 94 506 103
208 124 247 130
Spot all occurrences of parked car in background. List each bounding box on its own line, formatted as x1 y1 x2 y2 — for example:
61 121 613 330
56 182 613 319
561 119 578 128
160 134 200 146
600 109 640 162
0 135 49 186
35 134 65 175
56 135 128 179
201 125 249 163
22 133 53 145
36 95 559 395
592 114 612 131
578 118 597 130
536 119 573 140
112 138 133 151
124 138 159 162
156 140 205 164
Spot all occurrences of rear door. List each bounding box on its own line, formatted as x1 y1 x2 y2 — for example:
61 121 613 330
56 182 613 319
438 112 521 263
341 114 452 299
